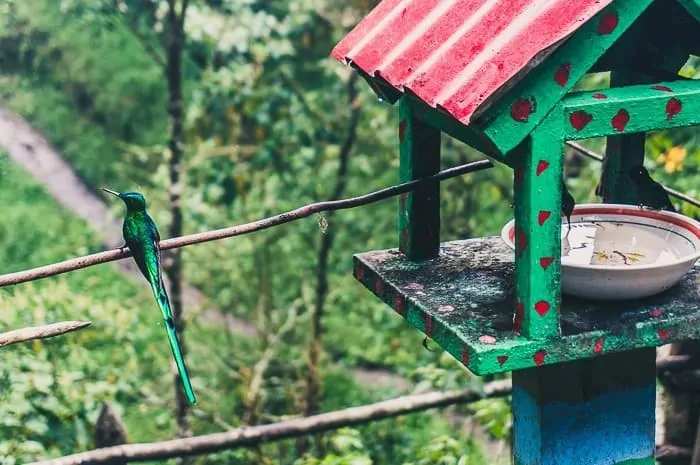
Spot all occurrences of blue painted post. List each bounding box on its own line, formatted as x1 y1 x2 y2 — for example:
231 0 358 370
512 349 656 465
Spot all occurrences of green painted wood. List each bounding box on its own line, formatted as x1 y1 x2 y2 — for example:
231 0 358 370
398 98 441 261
353 237 700 375
598 72 651 205
510 120 563 340
561 79 700 139
402 97 507 162
475 0 654 155
512 350 656 465
678 0 700 24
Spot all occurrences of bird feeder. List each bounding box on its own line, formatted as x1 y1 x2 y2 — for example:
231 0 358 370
332 1 700 464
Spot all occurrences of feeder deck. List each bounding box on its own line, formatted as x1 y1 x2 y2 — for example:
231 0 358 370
354 237 700 375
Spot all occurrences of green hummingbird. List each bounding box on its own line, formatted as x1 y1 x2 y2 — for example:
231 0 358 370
103 188 196 404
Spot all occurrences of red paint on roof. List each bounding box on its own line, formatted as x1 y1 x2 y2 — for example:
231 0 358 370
332 0 613 125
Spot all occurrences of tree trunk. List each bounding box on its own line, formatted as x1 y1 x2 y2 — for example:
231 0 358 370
299 75 359 456
163 0 190 455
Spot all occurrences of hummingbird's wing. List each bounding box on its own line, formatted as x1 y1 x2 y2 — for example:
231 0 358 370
127 239 151 281
141 216 196 404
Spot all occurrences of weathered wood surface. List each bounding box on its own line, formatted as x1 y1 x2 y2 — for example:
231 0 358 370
354 237 700 375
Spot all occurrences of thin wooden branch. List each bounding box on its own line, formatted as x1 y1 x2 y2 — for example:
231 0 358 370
22 354 690 464
27 379 512 465
0 321 91 348
566 141 700 208
0 160 493 288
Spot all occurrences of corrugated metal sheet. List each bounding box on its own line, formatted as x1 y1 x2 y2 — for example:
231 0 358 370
332 0 614 125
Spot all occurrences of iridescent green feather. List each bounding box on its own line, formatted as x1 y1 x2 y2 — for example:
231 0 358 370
104 189 196 404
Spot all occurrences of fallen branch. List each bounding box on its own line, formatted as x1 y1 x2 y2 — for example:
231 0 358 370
0 321 91 348
0 159 493 288
24 353 689 464
28 379 511 465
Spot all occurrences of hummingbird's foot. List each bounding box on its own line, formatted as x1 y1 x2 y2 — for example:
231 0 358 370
117 243 129 253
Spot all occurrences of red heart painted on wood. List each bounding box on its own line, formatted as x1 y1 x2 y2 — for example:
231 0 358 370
394 294 406 316
538 210 551 225
536 160 549 176
569 110 593 131
539 257 554 269
611 109 630 132
375 279 384 295
461 347 470 366
534 301 550 316
597 12 618 34
554 63 570 86
594 338 604 354
666 98 682 120
424 314 434 337
497 355 508 366
510 97 536 122
533 350 547 366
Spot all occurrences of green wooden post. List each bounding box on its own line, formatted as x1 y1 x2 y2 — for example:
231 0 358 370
398 97 441 261
511 120 563 340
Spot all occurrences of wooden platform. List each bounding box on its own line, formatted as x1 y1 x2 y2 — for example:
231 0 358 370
353 237 700 375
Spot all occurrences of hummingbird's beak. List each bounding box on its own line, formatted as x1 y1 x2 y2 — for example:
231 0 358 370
101 187 121 197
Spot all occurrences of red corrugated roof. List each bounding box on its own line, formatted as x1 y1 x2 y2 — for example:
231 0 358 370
332 0 614 125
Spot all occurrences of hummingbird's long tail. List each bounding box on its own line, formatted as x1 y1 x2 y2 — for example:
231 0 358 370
149 280 197 404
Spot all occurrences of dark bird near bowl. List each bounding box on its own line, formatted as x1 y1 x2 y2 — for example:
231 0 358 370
628 165 676 212
562 179 575 235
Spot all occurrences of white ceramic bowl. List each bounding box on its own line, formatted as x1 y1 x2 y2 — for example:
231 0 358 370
500 204 700 300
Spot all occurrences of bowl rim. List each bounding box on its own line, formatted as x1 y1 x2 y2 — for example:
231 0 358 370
500 203 700 271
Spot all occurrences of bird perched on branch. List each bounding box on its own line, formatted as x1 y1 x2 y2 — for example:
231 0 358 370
628 165 676 212
103 188 196 404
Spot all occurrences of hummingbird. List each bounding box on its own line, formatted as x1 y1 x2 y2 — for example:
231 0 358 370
628 165 676 212
103 188 196 404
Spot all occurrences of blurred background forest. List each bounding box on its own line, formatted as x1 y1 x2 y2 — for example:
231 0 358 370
0 0 699 464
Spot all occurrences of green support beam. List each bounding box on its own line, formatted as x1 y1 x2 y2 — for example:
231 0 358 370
561 79 700 139
398 98 441 261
